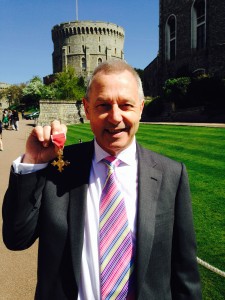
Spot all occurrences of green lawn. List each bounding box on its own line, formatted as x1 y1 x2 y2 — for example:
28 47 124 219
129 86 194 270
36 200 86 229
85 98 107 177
66 123 225 299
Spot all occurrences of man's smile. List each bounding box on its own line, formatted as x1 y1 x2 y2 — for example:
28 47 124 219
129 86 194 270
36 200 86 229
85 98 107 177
105 128 128 134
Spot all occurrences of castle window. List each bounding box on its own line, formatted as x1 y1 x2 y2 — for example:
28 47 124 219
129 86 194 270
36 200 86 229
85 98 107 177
82 57 86 70
165 15 176 61
98 58 102 65
99 46 101 53
191 0 206 50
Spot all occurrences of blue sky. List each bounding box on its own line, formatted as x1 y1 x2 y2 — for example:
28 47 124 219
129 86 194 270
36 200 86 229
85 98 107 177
0 0 159 85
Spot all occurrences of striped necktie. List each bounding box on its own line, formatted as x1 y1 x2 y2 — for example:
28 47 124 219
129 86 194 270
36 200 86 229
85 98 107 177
99 156 135 300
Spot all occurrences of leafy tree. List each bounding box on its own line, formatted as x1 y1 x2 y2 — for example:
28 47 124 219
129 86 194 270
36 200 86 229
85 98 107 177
163 77 191 109
22 76 55 107
0 84 25 107
52 67 86 101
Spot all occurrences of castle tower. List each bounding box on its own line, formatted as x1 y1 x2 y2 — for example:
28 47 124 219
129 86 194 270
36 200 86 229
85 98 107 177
51 21 125 77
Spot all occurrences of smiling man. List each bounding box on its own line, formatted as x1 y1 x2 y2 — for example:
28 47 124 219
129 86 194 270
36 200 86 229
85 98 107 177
3 59 202 300
83 64 144 156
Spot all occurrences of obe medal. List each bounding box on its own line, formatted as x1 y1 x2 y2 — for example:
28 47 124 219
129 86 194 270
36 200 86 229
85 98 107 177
51 133 70 172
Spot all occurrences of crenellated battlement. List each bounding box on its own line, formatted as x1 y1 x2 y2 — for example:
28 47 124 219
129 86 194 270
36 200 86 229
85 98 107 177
52 21 124 40
51 20 125 77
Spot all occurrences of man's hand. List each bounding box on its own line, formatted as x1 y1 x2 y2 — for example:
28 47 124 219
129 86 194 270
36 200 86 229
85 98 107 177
22 120 67 164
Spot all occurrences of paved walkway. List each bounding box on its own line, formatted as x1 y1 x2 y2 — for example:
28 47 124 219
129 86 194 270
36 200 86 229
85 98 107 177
0 118 37 300
0 119 224 299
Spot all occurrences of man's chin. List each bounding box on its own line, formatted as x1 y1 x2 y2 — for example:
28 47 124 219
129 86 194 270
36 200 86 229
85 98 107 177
105 140 130 155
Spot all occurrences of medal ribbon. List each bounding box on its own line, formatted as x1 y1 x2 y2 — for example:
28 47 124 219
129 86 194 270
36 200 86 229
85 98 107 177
51 132 66 149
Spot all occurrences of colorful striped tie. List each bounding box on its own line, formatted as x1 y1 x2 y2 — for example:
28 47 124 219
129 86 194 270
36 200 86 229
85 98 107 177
99 156 135 300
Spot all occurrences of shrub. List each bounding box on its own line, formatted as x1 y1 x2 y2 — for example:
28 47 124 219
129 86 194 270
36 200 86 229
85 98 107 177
163 77 191 109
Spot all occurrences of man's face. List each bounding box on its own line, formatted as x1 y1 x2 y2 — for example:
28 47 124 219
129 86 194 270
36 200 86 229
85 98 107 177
83 70 144 155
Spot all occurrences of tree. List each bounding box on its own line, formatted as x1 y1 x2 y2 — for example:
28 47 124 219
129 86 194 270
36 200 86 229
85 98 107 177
52 67 86 100
0 84 25 108
22 76 55 107
163 77 191 109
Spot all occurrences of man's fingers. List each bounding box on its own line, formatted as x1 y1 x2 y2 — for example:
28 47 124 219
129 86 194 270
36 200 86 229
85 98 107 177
30 120 67 148
42 125 52 147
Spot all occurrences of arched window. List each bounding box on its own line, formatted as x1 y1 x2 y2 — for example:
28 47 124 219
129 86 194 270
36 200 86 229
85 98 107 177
165 15 176 61
82 57 86 70
191 0 206 50
98 58 102 65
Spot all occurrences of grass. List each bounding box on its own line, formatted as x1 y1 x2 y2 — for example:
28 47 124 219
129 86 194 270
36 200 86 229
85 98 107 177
66 123 225 299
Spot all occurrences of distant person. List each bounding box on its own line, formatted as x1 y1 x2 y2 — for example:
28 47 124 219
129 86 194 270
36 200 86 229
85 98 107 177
2 110 9 129
2 60 202 299
12 110 19 131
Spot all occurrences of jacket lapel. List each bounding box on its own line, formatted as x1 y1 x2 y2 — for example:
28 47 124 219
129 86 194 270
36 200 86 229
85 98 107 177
136 144 162 295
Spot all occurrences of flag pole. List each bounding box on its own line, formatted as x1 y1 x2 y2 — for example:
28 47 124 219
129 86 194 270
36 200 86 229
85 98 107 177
76 0 79 21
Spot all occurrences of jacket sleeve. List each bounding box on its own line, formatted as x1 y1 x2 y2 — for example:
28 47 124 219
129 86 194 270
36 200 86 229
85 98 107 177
171 163 202 299
2 167 46 250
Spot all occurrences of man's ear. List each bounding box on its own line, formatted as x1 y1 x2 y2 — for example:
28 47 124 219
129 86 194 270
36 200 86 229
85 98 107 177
82 98 90 120
139 100 144 120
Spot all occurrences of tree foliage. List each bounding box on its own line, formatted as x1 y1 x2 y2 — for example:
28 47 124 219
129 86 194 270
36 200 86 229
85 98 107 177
163 77 191 108
52 67 86 101
22 76 55 107
162 75 225 111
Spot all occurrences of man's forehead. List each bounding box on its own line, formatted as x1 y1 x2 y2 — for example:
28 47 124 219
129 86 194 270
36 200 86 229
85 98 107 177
97 69 135 80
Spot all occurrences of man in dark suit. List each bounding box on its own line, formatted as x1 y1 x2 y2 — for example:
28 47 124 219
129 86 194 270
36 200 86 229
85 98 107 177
2 60 202 299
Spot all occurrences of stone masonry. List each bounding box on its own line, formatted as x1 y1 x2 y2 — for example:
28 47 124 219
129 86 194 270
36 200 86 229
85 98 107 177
37 100 86 126
51 20 125 78
144 0 225 96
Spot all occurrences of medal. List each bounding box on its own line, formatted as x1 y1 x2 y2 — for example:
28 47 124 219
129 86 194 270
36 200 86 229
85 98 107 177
51 133 70 172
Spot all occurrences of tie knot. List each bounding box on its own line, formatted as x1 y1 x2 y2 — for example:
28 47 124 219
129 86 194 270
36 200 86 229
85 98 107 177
102 156 120 169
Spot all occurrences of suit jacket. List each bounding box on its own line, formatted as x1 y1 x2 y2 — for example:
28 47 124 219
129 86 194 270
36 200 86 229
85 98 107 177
2 141 202 299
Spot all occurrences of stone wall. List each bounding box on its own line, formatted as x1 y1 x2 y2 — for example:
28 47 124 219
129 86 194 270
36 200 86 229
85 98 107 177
144 0 225 96
37 100 86 126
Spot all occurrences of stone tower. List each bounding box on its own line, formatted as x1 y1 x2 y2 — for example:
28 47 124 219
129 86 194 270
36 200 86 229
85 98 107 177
51 21 125 77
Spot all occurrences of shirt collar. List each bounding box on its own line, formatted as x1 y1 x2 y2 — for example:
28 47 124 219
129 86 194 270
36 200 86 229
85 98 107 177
94 138 137 166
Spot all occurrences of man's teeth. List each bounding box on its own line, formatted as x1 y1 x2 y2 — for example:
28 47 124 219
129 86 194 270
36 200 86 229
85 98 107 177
108 129 123 133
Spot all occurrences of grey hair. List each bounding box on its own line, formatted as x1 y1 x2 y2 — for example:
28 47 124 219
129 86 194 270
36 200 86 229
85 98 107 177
85 59 144 102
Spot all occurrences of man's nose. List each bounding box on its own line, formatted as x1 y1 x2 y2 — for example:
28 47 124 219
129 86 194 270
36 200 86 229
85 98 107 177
108 105 123 124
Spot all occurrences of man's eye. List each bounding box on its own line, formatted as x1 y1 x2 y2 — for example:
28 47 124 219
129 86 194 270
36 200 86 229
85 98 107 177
120 104 133 110
97 103 108 108
96 103 110 111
